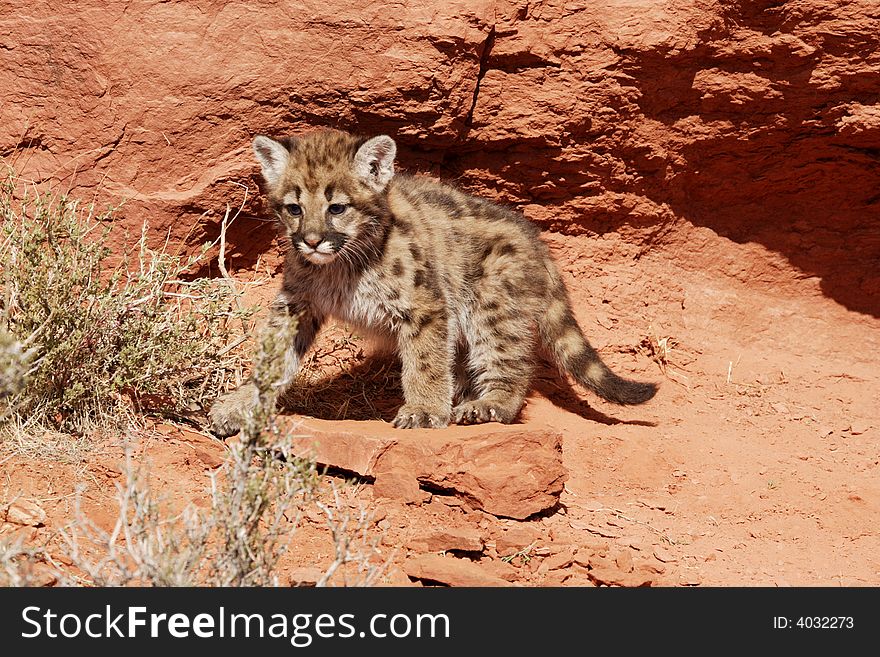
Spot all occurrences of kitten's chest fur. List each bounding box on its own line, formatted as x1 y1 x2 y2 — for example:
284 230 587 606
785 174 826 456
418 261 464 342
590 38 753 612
308 263 423 336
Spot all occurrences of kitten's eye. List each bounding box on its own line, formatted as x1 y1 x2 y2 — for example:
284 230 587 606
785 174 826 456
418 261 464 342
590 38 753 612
328 203 347 215
285 203 302 216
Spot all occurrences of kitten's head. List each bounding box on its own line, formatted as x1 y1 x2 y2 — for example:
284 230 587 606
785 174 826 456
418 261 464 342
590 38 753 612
252 129 396 266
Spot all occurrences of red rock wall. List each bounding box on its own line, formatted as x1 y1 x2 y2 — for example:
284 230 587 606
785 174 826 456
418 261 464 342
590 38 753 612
2 0 878 314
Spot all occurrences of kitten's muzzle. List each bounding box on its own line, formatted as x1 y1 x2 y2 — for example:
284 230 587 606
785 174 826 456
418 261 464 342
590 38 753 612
296 233 345 265
303 233 323 248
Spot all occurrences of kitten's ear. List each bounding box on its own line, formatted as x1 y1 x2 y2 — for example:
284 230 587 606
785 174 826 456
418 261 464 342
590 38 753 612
353 135 396 191
252 135 292 188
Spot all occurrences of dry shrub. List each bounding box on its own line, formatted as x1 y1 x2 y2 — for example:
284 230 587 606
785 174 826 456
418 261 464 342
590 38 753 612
0 167 253 437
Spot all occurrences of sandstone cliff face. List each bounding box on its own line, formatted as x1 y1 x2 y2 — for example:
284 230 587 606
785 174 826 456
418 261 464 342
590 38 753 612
2 0 878 314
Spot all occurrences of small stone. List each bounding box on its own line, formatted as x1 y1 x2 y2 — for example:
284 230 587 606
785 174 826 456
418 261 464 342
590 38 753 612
564 573 598 587
595 313 615 330
539 548 574 573
569 521 621 539
436 496 465 507
614 549 634 573
588 563 655 587
305 505 325 524
482 558 521 582
541 570 570 586
637 498 668 511
770 402 790 415
653 546 677 563
31 564 58 587
377 567 418 587
3 500 46 527
495 525 543 555
847 423 869 436
679 573 702 586
573 553 592 569
643 561 666 574
288 567 324 587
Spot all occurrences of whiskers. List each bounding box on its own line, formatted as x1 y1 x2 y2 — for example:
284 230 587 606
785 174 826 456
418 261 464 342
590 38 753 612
276 234 293 252
336 233 382 272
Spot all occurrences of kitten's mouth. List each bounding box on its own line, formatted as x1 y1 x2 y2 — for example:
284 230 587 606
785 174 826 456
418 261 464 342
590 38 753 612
301 249 337 265
295 235 346 266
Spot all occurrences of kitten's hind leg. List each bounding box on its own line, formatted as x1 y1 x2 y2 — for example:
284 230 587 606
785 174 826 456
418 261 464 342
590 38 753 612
452 306 534 425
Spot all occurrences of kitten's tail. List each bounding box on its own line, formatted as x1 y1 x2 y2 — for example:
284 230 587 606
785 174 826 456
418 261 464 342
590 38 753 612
538 269 657 405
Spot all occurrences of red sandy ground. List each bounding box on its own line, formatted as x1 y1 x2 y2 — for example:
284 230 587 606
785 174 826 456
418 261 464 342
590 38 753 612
3 226 877 587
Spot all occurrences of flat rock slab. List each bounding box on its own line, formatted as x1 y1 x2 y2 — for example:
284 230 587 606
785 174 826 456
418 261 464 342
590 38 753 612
408 525 485 553
403 554 513 587
281 416 567 520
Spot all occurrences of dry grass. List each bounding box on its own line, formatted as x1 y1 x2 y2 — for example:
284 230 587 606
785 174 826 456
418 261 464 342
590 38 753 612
640 324 691 389
640 325 677 373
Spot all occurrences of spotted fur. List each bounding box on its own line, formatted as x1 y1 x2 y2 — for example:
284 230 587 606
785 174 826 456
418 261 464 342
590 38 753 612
208 129 656 435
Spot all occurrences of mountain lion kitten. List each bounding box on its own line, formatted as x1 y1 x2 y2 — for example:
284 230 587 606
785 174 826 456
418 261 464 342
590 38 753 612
208 129 656 435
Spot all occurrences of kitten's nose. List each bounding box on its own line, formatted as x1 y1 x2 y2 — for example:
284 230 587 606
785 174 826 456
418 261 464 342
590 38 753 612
303 234 322 248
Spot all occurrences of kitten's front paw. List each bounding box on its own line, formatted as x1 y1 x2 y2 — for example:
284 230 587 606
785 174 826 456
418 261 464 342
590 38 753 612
208 384 259 438
452 400 516 425
391 405 450 429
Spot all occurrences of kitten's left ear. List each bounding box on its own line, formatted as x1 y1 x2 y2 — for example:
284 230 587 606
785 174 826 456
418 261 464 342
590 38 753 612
353 135 396 191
